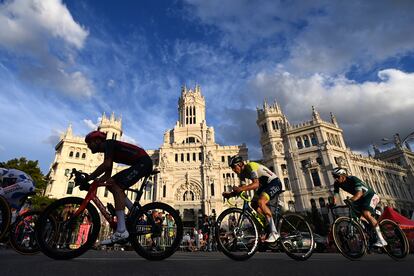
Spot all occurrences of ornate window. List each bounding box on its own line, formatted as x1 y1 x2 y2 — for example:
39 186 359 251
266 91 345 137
183 191 195 201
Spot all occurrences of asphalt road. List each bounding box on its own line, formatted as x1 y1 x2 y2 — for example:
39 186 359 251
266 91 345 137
1 249 413 276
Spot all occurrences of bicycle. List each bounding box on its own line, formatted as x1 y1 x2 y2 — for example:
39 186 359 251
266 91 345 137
0 192 42 255
215 191 314 261
35 168 183 260
329 200 409 261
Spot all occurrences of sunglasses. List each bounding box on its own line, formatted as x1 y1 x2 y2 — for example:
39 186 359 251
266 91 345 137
332 174 340 179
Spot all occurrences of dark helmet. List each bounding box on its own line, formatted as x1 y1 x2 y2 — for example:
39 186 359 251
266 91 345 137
85 130 106 143
229 155 243 167
332 167 347 177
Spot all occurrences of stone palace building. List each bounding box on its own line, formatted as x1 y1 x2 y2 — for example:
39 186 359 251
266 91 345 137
46 85 247 226
46 85 414 225
257 100 414 217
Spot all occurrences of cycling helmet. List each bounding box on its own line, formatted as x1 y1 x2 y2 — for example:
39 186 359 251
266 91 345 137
85 130 106 143
229 155 243 167
332 167 347 177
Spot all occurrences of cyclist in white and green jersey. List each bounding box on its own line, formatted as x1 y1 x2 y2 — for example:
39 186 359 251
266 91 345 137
223 156 283 243
331 167 387 247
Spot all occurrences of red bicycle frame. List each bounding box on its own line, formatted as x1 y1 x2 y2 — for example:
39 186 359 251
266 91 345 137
73 180 117 230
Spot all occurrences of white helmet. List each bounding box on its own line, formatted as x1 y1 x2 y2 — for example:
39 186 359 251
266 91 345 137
332 167 347 177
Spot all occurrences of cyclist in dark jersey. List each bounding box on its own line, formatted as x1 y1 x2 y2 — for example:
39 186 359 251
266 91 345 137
84 130 153 245
331 167 387 247
223 156 283 243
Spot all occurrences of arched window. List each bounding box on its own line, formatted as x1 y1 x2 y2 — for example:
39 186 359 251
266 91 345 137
69 151 74 157
81 153 86 159
75 152 80 158
183 191 194 201
66 181 75 194
310 199 317 208
64 169 70 176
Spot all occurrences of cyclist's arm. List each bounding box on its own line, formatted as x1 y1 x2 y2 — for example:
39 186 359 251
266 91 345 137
350 190 363 202
233 178 259 193
332 182 340 205
89 156 113 182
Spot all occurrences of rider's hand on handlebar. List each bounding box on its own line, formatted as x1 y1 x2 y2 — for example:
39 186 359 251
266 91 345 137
232 186 242 194
222 192 233 199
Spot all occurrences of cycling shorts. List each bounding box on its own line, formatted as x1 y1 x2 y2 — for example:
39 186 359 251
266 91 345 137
112 155 153 189
254 177 283 201
353 191 380 214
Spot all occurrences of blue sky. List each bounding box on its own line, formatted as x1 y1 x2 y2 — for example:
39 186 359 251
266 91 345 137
1 0 414 173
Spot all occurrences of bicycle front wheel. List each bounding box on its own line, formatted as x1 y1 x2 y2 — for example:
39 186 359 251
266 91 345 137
9 211 40 255
129 202 183 260
278 213 314 261
332 217 366 260
35 197 101 260
215 208 259 261
0 195 11 241
380 219 409 260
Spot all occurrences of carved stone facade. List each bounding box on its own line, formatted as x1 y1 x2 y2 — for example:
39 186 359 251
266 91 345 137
46 86 247 226
257 101 414 217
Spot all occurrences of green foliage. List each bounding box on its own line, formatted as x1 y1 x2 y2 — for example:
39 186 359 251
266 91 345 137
1 157 54 210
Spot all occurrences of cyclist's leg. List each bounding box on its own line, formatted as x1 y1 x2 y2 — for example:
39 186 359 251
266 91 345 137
359 194 386 246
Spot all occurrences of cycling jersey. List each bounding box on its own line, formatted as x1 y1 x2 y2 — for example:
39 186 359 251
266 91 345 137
239 162 277 187
0 168 35 209
104 140 148 165
333 176 374 197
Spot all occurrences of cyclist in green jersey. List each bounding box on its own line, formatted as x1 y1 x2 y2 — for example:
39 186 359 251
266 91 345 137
331 167 387 247
223 156 283 243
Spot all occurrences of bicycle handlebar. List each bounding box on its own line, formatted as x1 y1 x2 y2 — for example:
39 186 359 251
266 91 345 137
70 168 91 191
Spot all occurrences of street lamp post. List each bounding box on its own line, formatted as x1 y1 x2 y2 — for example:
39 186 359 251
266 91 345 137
382 131 414 150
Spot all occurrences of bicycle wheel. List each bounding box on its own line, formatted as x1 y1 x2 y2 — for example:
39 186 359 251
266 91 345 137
215 208 259 261
129 202 183 260
332 217 366 260
9 211 40 255
379 219 409 260
278 213 314 261
35 197 101 260
0 195 11 241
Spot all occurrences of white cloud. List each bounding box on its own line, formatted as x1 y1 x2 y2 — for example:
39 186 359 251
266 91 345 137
83 118 99 130
0 0 92 97
0 0 88 51
249 68 414 150
121 134 137 145
183 0 414 74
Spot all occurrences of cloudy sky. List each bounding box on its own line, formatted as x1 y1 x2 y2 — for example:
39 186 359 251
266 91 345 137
0 0 413 173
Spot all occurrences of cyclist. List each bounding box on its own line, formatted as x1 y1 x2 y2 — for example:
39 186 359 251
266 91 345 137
331 167 387 247
0 168 35 210
223 156 283 243
84 130 153 245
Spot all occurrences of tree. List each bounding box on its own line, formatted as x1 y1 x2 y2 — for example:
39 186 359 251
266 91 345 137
1 157 55 209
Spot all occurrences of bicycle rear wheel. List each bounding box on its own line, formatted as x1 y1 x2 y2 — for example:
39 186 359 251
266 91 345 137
278 213 314 261
35 197 101 260
379 219 409 260
129 202 183 260
9 211 40 255
0 195 11 241
332 217 366 260
215 208 259 261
